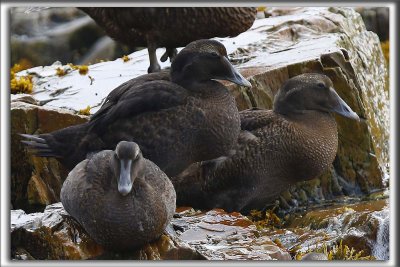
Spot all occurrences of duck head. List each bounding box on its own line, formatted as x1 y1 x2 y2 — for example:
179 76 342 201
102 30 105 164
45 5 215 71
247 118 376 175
170 39 251 88
273 73 359 120
112 141 144 196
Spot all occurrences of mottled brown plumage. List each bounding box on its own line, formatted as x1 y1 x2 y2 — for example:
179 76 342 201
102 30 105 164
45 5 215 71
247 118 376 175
21 39 251 177
172 73 360 213
78 7 257 72
61 141 176 251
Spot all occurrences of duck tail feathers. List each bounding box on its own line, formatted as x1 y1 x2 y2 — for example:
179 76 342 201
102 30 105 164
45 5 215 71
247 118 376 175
19 133 62 158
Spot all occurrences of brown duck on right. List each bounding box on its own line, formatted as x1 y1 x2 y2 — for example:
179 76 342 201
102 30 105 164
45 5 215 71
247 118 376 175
172 73 360 213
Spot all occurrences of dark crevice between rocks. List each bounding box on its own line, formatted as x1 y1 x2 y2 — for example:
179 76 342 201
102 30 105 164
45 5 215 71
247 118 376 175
333 157 363 197
320 50 363 97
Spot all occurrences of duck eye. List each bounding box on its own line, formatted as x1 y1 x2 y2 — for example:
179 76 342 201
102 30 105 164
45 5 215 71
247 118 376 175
210 52 220 58
317 82 325 88
134 151 142 161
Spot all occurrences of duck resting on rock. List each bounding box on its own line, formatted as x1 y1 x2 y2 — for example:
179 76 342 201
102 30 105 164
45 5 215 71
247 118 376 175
61 141 176 251
21 39 251 177
78 7 257 73
171 73 360 213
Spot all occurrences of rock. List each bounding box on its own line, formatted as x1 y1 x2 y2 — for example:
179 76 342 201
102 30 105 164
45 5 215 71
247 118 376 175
11 94 39 105
265 197 389 260
355 7 389 41
10 7 83 37
173 208 292 260
12 7 388 211
301 252 328 260
10 7 112 66
11 100 88 211
13 248 35 260
11 203 290 260
256 11 265 19
78 36 117 65
10 7 136 67
11 203 105 260
11 8 101 66
89 234 204 260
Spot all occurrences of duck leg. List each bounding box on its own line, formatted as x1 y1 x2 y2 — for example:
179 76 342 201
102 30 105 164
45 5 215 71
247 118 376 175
160 48 178 63
146 34 161 73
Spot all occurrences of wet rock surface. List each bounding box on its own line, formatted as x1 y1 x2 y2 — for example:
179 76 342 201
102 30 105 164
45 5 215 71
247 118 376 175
11 203 104 260
173 208 291 260
11 199 387 260
264 195 389 260
11 203 289 260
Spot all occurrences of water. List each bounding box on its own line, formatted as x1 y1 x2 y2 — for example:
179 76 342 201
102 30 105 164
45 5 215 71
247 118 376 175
370 208 390 260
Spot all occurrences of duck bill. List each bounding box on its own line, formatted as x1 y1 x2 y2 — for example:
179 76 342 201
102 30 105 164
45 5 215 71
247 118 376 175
118 159 133 196
330 88 360 120
218 57 252 88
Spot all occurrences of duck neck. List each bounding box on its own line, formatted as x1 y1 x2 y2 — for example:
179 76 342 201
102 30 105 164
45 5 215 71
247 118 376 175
170 70 201 88
170 63 215 90
277 109 335 124
273 101 302 117
280 110 338 182
131 157 145 182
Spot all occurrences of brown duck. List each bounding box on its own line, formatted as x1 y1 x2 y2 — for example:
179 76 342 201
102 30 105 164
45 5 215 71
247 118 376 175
172 73 360 213
61 141 176 250
78 7 257 72
21 39 251 177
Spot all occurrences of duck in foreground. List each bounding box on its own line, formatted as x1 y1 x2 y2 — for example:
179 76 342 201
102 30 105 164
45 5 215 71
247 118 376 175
172 73 360 213
21 39 251 177
61 141 176 251
79 7 257 73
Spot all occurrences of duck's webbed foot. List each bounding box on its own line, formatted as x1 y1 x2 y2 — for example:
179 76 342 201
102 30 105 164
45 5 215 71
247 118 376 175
160 48 178 63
